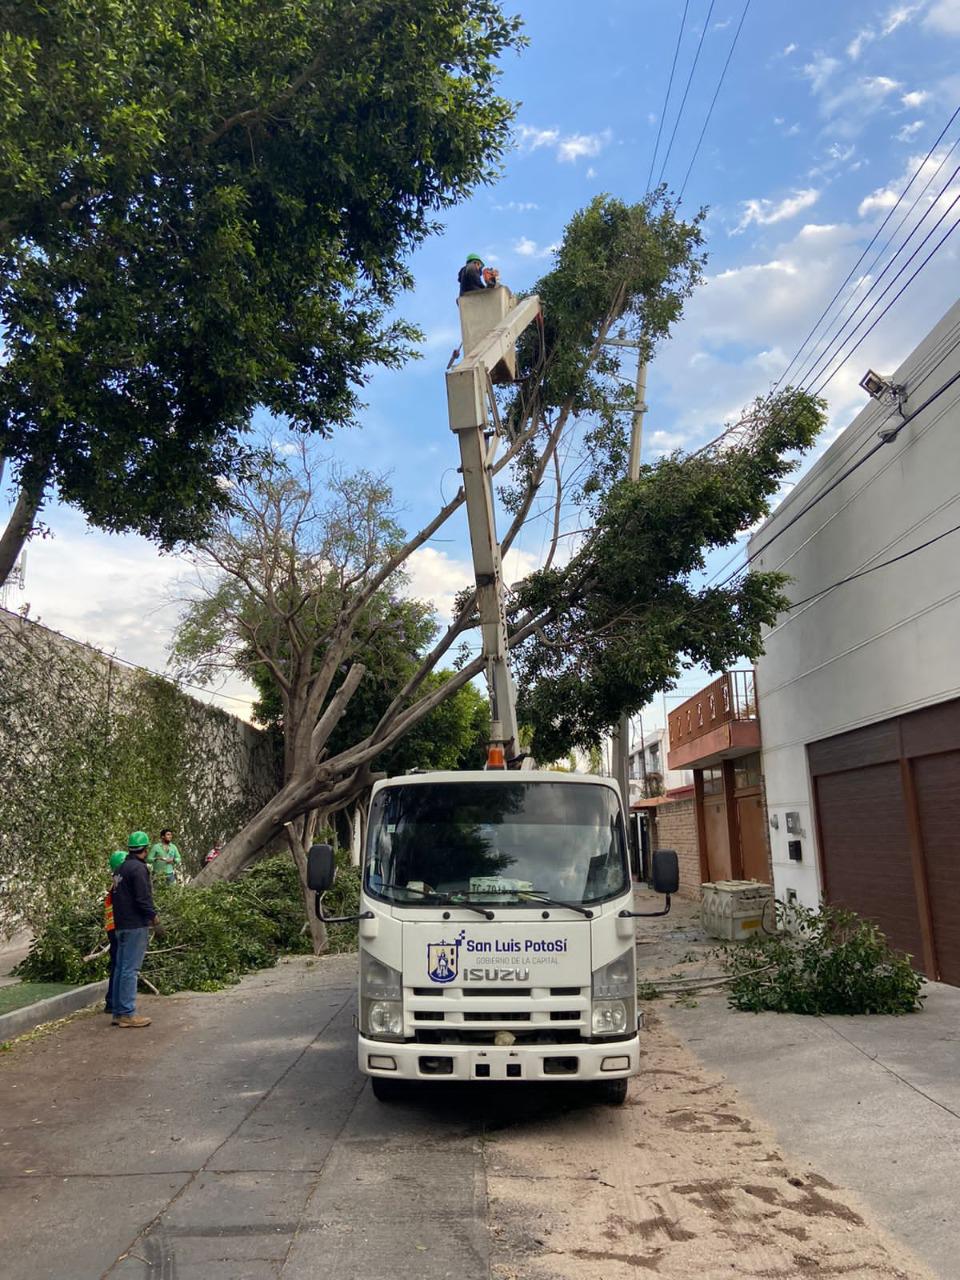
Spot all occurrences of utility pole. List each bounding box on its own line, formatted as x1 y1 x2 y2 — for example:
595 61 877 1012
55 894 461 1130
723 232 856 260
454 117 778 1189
607 344 649 821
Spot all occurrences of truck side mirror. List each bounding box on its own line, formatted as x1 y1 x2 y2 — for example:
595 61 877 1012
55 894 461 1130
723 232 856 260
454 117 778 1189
652 849 679 897
307 843 337 893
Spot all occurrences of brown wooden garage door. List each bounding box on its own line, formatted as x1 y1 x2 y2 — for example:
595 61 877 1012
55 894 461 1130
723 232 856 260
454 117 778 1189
913 752 960 985
813 764 924 966
809 697 960 984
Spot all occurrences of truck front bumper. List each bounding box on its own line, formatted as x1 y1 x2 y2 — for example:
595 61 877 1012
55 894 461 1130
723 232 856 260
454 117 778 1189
358 1034 640 1082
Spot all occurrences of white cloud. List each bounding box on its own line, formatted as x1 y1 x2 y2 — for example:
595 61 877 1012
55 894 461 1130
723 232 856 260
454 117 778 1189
849 4 921 58
556 130 612 163
405 545 539 623
802 54 841 93
514 123 611 165
895 119 925 141
901 90 930 108
586 166 597 179
925 0 960 32
4 516 257 719
781 42 798 56
857 144 960 216
882 3 921 34
815 74 903 138
514 124 560 152
733 188 820 233
847 30 874 59
493 200 540 213
513 237 558 259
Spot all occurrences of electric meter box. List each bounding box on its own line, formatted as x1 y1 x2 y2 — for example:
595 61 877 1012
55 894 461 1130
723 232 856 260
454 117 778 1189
700 880 774 941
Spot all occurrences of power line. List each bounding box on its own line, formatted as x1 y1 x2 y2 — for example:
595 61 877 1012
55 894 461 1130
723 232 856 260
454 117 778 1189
657 0 718 190
646 0 691 193
713 361 960 590
776 104 960 390
800 162 960 392
811 195 960 395
791 133 960 390
786 519 960 611
678 0 751 201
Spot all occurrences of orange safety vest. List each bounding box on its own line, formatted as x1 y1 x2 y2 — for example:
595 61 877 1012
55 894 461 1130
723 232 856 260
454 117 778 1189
104 889 115 933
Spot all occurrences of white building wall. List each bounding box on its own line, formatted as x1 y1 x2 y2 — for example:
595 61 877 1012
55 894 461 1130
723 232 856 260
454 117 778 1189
750 299 960 909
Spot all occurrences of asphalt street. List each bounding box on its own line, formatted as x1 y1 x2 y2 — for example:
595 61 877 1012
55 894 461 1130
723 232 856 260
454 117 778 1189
0 948 942 1280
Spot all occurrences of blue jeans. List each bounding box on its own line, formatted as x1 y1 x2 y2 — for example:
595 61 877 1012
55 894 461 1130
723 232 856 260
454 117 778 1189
105 930 118 1013
114 927 150 1018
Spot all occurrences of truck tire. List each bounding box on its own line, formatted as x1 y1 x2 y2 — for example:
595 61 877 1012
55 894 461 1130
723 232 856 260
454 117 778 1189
371 1075 406 1102
597 1077 629 1106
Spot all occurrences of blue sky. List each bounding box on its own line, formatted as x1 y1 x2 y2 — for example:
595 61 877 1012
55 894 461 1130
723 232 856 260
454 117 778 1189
4 0 960 723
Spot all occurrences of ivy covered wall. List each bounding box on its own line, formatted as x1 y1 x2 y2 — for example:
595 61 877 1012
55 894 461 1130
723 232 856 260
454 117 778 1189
0 610 280 933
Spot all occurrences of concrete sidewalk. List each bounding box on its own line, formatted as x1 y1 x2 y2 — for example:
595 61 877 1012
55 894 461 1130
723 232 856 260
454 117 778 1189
636 896 959 1280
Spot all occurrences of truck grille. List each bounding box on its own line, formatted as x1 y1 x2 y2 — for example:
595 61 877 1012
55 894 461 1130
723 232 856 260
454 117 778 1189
406 984 589 1045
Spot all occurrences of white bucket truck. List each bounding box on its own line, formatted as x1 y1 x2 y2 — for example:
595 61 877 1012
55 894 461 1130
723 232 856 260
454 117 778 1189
308 771 677 1102
306 282 678 1102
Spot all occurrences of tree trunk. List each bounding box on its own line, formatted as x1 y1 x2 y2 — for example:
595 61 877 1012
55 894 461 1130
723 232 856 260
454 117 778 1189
287 824 328 955
0 474 47 588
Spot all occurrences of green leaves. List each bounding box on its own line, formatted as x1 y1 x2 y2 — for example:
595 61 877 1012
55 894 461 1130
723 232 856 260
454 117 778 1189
0 0 523 559
722 903 926 1016
18 856 315 992
509 384 826 762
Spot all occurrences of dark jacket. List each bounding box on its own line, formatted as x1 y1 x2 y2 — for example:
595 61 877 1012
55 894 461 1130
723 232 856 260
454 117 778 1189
458 261 489 295
111 854 157 929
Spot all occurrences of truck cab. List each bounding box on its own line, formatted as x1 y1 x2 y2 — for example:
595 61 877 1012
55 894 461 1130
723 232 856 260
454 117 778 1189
309 770 679 1103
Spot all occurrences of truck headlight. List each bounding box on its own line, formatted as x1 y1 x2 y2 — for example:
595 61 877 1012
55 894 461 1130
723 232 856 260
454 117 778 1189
365 1000 404 1039
591 952 636 1037
591 1000 629 1035
360 953 404 1040
361 952 402 1001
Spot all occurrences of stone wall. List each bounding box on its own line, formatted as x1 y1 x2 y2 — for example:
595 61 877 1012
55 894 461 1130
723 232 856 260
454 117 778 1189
649 794 702 901
0 609 280 930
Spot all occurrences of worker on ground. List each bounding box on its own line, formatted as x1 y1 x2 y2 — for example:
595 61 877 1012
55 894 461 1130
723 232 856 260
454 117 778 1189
103 849 127 1017
149 828 181 884
110 831 160 1028
458 252 499 295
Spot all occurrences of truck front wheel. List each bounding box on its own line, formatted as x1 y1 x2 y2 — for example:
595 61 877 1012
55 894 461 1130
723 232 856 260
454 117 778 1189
597 1077 629 1106
370 1075 406 1102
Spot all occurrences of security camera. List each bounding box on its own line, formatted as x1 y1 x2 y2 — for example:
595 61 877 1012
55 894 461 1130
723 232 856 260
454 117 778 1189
859 369 888 399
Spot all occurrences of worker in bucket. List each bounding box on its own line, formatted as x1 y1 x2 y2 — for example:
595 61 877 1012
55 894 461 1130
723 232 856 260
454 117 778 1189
458 252 499 295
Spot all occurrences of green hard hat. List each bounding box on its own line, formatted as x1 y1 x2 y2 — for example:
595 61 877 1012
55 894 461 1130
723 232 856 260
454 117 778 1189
128 831 150 850
466 253 483 263
109 850 127 871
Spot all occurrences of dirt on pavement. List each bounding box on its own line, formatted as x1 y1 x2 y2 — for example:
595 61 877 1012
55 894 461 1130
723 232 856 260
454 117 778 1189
485 897 935 1280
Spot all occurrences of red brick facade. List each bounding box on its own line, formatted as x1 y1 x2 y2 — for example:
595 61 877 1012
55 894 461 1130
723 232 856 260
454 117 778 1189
647 795 702 900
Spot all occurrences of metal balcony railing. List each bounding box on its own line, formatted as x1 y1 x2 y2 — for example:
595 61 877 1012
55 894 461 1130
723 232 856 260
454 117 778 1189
667 670 757 751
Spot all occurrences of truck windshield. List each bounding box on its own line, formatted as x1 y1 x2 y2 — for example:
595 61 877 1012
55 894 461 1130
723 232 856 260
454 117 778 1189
365 781 629 908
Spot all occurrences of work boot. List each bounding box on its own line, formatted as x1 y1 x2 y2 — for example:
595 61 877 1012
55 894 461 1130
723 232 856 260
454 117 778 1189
113 1015 152 1028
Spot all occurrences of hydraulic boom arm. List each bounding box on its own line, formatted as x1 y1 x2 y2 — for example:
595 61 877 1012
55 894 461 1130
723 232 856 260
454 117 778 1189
445 289 542 765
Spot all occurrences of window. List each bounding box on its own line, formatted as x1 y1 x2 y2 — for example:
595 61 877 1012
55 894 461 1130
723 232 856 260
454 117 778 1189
734 753 763 790
701 766 723 796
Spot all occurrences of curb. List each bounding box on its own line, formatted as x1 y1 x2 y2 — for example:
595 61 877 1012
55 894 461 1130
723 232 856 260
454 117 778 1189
0 981 108 1042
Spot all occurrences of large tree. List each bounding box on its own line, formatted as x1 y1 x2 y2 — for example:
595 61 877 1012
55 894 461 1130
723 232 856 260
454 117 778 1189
175 192 825 896
0 0 523 582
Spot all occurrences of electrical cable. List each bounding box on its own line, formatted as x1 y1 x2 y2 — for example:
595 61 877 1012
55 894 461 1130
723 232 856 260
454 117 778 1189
785 518 960 611
776 103 960 390
678 0 751 201
657 0 717 191
646 0 691 193
790 131 960 391
711 362 960 590
811 201 960 396
800 164 960 392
